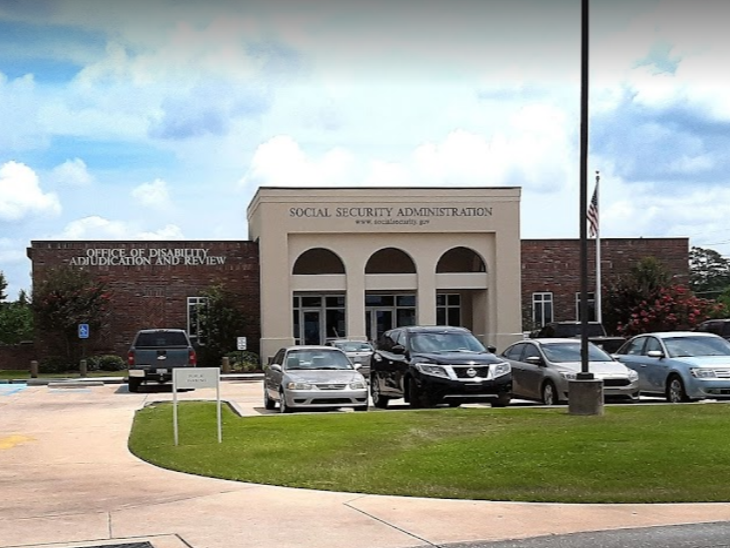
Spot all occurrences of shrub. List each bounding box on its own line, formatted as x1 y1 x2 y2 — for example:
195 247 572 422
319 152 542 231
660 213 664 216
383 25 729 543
39 356 74 374
90 354 126 372
225 350 261 372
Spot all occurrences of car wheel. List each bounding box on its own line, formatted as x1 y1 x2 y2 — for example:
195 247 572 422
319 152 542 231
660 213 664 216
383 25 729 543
354 405 369 412
127 377 141 393
666 375 689 403
279 389 294 413
542 381 558 405
491 393 511 408
370 375 390 409
263 385 276 410
407 379 424 408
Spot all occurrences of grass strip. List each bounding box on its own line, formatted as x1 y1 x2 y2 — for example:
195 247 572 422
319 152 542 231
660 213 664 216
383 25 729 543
129 401 730 503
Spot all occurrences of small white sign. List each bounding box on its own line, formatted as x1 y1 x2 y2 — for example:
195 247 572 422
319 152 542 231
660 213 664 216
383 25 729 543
172 367 222 446
237 336 247 350
173 367 219 389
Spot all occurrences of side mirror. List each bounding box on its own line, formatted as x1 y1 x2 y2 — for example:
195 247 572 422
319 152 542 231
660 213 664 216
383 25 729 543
269 363 282 372
526 356 544 366
647 350 664 358
486 345 497 353
392 344 406 355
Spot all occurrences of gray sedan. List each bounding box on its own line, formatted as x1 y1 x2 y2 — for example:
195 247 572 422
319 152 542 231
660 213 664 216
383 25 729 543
502 338 640 405
326 339 374 377
263 345 369 413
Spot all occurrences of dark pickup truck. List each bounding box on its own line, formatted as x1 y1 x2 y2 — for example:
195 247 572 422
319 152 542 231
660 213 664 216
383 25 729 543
532 321 626 354
126 328 197 392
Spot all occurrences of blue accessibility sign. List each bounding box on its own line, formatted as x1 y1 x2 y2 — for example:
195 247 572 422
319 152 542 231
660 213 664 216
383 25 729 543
78 324 90 339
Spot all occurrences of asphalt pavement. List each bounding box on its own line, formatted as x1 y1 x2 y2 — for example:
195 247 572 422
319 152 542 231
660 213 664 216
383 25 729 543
1 378 729 548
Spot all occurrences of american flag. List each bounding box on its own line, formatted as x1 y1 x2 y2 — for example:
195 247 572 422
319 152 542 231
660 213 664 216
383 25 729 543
587 177 599 238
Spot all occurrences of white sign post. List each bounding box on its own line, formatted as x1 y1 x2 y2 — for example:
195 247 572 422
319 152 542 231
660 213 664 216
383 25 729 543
237 336 247 351
172 367 221 446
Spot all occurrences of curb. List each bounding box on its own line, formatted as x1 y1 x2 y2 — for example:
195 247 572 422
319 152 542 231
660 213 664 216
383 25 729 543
1 373 264 385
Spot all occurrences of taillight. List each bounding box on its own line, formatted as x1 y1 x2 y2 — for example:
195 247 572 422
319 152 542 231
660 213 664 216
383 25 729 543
189 349 197 366
127 351 135 366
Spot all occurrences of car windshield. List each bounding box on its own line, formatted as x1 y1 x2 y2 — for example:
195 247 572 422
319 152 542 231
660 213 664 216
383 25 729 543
663 336 730 358
334 341 373 352
542 342 613 363
285 350 355 370
410 331 487 353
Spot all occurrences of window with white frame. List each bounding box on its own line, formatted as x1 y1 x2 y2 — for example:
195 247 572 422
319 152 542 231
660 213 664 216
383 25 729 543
436 293 462 326
532 292 553 327
187 296 208 343
575 292 596 321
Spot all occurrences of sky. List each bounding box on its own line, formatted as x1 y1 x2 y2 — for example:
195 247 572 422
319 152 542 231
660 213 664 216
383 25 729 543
2 0 730 299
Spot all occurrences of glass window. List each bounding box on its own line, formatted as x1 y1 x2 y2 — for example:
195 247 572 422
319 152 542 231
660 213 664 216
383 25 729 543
437 293 462 327
532 293 553 327
326 296 345 307
503 343 525 361
301 296 322 307
522 343 541 361
366 295 394 307
624 337 646 356
644 337 662 354
187 297 208 342
397 295 416 307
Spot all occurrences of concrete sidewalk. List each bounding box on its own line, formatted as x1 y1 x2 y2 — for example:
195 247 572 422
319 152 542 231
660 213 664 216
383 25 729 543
1 381 729 548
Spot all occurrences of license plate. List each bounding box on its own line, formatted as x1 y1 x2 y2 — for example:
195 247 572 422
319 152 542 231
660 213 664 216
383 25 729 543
156 369 168 374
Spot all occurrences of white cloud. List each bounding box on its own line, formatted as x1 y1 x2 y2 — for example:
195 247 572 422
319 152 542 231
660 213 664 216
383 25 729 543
240 110 574 193
0 161 61 222
239 135 358 188
131 179 172 209
55 215 184 240
51 158 94 186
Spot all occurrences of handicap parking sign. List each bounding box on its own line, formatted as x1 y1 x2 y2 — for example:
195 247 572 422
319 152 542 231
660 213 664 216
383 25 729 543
78 324 90 339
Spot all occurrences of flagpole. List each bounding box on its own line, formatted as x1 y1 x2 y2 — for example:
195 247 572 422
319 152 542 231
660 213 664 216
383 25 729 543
594 171 602 324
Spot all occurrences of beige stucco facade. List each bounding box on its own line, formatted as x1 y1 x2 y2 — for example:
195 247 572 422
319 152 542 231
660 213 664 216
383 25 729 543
247 187 522 361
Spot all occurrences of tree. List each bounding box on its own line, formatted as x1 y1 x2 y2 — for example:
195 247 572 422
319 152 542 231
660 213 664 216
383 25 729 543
689 246 730 297
0 299 34 344
604 256 724 337
32 266 112 365
196 283 247 367
0 270 7 302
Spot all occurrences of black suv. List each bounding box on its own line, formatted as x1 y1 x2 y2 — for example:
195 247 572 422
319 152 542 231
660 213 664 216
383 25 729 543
695 319 730 340
369 326 512 408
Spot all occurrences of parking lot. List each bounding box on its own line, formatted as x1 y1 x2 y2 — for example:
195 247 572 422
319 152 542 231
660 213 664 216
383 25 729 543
2 379 730 548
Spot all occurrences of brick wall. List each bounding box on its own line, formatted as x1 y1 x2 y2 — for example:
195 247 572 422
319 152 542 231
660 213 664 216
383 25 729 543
0 342 36 370
27 241 261 362
521 238 689 329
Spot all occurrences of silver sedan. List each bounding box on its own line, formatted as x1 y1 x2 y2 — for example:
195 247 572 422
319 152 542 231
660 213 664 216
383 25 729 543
263 345 369 413
501 338 640 405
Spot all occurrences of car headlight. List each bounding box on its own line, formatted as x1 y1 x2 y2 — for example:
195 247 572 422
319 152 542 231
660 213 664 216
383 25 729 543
492 361 511 377
627 369 639 382
414 363 449 378
349 381 366 390
286 382 315 390
560 371 577 380
691 368 717 379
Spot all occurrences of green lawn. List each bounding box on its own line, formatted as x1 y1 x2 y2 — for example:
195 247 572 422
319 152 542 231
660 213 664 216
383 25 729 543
0 369 128 379
129 402 730 503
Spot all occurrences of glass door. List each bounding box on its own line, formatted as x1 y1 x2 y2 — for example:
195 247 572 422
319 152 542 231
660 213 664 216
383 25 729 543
302 310 322 345
366 309 393 343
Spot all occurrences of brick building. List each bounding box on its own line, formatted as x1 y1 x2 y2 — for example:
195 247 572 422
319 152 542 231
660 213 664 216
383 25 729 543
27 241 261 360
521 237 690 331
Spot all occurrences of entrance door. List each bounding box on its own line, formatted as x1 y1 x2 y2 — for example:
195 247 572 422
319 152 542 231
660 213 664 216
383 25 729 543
366 309 393 343
302 310 322 345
